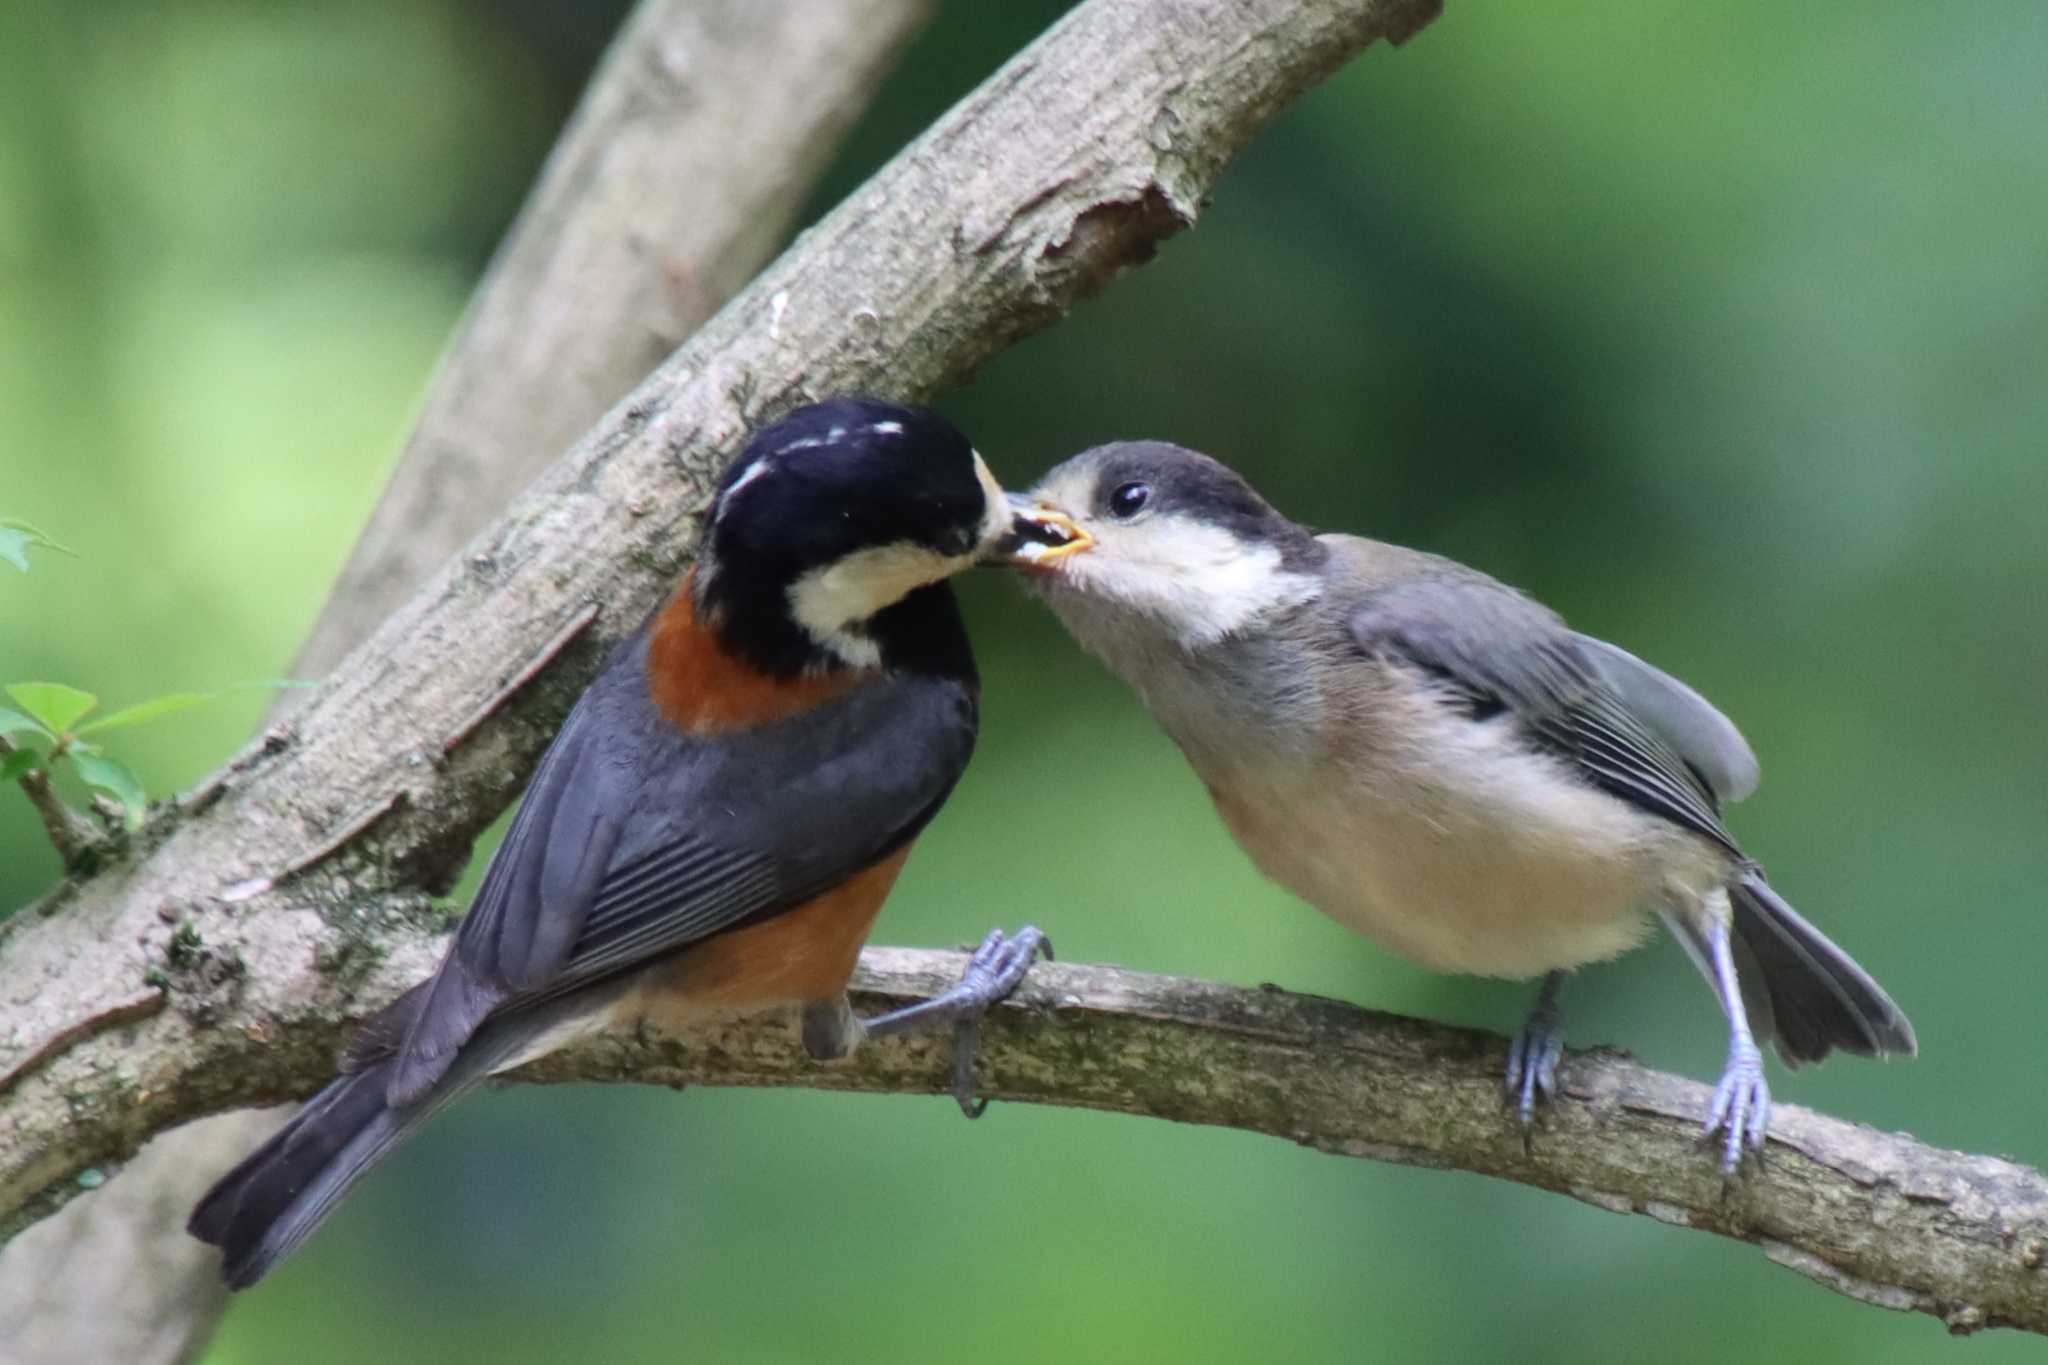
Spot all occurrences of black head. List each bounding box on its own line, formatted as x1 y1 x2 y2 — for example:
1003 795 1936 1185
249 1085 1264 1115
695 397 1008 676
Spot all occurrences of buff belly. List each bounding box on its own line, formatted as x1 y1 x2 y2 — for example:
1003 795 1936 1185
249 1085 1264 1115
1200 710 1729 980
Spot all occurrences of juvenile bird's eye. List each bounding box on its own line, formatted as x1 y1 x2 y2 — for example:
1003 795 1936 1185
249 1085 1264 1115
1108 481 1151 519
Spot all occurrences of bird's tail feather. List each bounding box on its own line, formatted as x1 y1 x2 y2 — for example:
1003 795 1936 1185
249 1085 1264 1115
188 999 558 1288
187 1057 465 1288
1731 868 1916 1067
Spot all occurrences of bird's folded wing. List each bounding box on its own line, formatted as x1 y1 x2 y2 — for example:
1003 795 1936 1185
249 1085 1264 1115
379 664 975 1101
1344 574 1740 857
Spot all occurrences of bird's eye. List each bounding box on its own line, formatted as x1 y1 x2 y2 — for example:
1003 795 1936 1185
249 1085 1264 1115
1108 481 1152 519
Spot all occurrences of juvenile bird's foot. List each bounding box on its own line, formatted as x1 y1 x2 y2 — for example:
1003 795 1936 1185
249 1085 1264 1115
1504 972 1566 1128
1704 1036 1770 1173
1504 1022 1563 1128
862 926 1052 1118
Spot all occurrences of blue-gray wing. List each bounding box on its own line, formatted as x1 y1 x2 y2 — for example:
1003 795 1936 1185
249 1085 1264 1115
1570 633 1758 803
375 635 976 1103
1343 572 1741 857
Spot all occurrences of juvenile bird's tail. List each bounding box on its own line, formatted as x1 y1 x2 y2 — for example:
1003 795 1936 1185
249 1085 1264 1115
1730 868 1917 1067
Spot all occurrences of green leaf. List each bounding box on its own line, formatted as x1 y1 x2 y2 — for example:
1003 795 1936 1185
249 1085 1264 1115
76 691 217 736
0 519 75 573
0 748 40 782
6 682 98 735
71 752 146 831
0 705 52 742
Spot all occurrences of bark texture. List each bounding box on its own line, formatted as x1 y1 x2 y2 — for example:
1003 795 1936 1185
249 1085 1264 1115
523 948 2044 1340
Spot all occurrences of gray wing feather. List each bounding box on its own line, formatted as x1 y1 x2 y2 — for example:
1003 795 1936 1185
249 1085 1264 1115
1573 633 1759 802
1344 573 1740 856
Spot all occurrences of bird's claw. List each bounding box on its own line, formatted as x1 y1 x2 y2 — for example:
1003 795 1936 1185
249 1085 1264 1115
1504 975 1566 1131
945 925 1050 1118
1703 1038 1770 1173
1504 1023 1564 1128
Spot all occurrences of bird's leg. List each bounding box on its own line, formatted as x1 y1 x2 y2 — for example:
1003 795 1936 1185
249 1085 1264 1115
800 996 862 1062
1702 916 1770 1173
1505 971 1567 1127
859 926 1052 1118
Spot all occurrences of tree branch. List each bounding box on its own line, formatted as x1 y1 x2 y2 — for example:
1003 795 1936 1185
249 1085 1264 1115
286 0 936 684
507 948 2045 1339
0 736 103 872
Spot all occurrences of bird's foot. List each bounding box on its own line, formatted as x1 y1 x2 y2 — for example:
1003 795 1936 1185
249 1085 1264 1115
1504 1018 1564 1128
1504 972 1566 1129
942 926 1051 1117
1703 1036 1770 1173
863 926 1051 1118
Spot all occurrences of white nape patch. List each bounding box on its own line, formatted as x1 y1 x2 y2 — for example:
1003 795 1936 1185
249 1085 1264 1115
714 458 773 524
770 426 844 457
1056 514 1321 648
789 541 960 667
768 289 790 339
770 420 901 460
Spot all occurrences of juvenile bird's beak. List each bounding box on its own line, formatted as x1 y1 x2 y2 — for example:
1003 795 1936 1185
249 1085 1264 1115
983 494 1093 568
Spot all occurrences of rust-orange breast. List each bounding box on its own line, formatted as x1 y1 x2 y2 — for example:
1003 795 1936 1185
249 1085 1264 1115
648 847 913 1012
645 575 865 733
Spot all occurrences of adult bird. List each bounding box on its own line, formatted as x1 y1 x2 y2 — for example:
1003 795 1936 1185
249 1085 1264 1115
192 398 1052 1287
994 440 1913 1170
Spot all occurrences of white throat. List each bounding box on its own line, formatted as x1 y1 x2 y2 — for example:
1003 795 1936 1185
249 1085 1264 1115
788 543 959 667
784 452 1009 668
1050 518 1322 651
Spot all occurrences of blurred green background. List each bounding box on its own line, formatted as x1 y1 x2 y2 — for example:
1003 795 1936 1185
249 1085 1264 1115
4 0 2044 1360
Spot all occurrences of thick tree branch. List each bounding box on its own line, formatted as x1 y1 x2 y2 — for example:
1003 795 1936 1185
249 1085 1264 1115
288 0 936 684
510 948 2043 1339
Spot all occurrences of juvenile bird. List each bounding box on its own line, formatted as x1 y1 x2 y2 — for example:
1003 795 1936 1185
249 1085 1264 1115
191 398 1051 1287
995 441 1913 1169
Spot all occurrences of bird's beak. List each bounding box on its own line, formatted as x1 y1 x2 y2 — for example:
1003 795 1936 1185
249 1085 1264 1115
983 493 1093 568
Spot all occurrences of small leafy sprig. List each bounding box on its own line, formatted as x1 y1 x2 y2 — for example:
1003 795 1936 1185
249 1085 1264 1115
0 682 220 830
4 517 294 857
